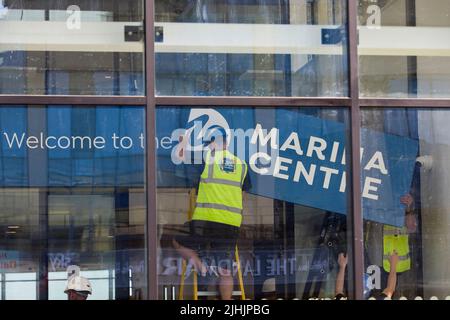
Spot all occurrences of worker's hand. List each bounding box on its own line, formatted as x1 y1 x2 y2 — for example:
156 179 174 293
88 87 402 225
175 134 188 161
389 251 400 267
338 253 348 268
400 194 414 211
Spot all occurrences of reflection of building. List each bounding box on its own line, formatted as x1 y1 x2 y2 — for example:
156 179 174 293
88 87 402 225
0 0 449 301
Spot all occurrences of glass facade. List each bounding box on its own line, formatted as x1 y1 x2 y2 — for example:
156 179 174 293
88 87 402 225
0 0 449 301
0 106 147 300
156 107 353 300
358 0 450 98
0 1 145 95
362 108 450 299
155 0 349 97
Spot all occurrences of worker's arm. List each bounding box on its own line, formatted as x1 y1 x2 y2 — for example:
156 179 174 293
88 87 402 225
401 194 418 233
241 165 252 203
383 252 399 298
335 253 348 297
405 212 418 233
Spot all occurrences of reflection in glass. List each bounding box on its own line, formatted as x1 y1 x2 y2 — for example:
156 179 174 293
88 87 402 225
155 1 349 97
362 108 450 299
358 0 450 98
156 107 353 300
0 1 145 95
0 106 147 300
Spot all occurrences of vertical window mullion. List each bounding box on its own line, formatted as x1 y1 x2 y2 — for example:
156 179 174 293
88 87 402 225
146 0 158 300
348 0 364 300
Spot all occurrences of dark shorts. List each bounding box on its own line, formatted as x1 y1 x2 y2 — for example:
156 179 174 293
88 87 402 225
174 220 240 270
369 290 389 300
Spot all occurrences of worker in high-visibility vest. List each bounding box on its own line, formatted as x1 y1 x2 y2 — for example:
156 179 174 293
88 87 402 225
383 226 411 273
383 194 417 274
172 127 250 300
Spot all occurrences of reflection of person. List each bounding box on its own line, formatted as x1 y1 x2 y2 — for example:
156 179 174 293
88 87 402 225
172 127 250 300
64 265 92 300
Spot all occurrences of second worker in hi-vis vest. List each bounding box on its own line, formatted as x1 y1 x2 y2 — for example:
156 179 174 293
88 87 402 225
381 193 418 296
172 127 250 300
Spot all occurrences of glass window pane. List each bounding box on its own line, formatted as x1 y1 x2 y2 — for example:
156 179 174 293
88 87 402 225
362 108 450 300
5 273 37 300
48 271 66 280
156 107 354 300
155 1 349 97
48 279 67 300
48 271 115 300
358 0 450 98
0 1 144 95
88 278 111 300
5 272 36 281
0 105 147 300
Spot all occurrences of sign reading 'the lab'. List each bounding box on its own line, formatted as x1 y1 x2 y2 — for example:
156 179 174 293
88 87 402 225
156 108 419 227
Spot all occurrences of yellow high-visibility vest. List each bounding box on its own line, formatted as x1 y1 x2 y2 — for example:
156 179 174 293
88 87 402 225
192 149 248 227
383 225 411 273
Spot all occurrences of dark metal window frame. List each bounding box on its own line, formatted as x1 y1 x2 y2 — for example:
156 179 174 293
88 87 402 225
0 0 448 300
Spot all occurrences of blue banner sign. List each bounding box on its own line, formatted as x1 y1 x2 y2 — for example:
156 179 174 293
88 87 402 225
156 108 419 227
0 107 418 227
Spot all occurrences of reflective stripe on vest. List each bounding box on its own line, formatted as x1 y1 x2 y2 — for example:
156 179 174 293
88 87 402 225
383 254 410 261
192 150 247 227
383 225 411 273
196 203 243 215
